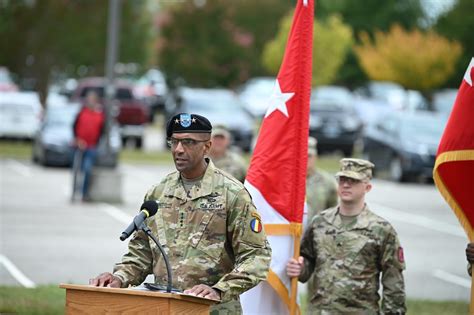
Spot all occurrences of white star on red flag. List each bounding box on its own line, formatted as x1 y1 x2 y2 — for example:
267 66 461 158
264 79 295 118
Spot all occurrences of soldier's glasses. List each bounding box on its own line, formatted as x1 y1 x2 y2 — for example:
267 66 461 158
166 137 209 148
336 177 362 185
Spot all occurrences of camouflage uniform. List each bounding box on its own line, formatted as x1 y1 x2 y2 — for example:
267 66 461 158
299 206 406 315
306 168 338 220
112 160 271 314
299 158 406 315
211 151 247 183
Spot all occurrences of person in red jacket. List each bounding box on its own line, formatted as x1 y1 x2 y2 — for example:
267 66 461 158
73 90 105 202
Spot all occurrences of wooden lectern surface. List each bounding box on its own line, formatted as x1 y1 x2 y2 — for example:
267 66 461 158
60 284 217 315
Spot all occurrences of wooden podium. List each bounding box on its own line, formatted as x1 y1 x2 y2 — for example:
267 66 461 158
60 284 217 314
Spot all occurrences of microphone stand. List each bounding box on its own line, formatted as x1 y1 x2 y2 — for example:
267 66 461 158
139 223 174 293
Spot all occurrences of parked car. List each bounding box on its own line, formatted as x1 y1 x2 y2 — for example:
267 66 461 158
352 97 393 127
133 68 169 121
165 87 254 152
0 67 19 92
354 81 407 110
32 103 121 167
362 111 446 182
0 92 41 140
432 89 458 115
237 77 275 118
309 86 363 157
71 77 148 149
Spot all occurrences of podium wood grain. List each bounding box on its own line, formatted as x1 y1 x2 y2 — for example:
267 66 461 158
60 284 215 315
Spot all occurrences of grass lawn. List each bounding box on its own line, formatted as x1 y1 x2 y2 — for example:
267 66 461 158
0 285 468 315
298 292 468 315
0 140 342 173
0 140 174 165
0 285 64 315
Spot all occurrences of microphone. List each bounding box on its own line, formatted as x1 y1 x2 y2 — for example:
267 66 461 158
120 200 158 241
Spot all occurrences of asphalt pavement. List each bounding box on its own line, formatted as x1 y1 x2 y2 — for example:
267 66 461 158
0 155 469 302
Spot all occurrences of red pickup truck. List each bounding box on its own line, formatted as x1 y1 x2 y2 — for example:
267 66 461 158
71 77 148 149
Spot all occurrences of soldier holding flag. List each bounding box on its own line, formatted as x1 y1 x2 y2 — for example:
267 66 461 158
287 158 406 314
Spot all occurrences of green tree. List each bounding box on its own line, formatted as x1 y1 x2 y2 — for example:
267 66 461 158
0 0 151 105
262 13 352 87
157 0 292 88
435 0 474 87
314 0 426 87
354 25 462 91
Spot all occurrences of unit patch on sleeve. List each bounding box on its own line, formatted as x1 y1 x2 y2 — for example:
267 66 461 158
250 215 263 233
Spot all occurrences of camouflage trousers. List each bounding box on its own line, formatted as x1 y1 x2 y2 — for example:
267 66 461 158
306 308 380 315
210 300 242 315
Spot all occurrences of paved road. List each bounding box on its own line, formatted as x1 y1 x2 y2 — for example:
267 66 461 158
0 158 469 302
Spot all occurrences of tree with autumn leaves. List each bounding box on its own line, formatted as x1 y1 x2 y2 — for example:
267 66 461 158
262 13 352 87
354 25 462 91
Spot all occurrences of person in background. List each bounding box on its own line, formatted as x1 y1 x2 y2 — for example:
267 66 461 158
208 125 247 183
304 136 339 306
305 136 338 222
287 158 406 314
73 90 105 202
89 113 271 314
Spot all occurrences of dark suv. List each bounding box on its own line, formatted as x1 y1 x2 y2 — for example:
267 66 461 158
71 77 148 149
309 86 363 157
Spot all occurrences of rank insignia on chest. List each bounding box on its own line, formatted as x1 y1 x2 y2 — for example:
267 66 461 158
250 217 263 233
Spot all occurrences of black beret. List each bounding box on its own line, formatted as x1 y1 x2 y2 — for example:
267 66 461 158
166 113 212 138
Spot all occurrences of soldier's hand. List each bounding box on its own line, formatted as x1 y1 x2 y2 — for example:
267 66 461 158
466 243 474 264
89 272 122 288
286 256 304 277
183 284 221 300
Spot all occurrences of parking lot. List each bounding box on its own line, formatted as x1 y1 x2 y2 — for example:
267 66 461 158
0 157 469 302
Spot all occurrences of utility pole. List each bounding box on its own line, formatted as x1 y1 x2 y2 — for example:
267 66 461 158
104 0 121 153
90 0 123 203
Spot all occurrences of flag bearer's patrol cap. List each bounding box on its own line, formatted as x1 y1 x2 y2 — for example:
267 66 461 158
166 113 212 137
336 158 375 181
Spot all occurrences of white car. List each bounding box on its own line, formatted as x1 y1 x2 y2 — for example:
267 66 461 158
238 77 275 118
0 92 42 139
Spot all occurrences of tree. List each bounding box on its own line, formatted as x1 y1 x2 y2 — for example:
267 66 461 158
0 0 151 105
435 0 474 87
313 0 426 87
157 0 292 88
354 25 462 91
262 13 352 87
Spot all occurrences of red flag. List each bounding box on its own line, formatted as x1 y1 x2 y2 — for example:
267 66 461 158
240 0 313 314
434 57 474 240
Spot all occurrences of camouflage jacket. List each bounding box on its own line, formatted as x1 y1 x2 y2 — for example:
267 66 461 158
211 151 247 183
306 168 338 221
113 160 271 312
299 205 406 315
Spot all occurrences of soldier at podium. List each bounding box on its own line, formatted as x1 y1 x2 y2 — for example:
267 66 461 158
90 113 272 314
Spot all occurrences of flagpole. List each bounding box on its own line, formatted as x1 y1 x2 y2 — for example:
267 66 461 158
471 270 474 314
290 234 301 315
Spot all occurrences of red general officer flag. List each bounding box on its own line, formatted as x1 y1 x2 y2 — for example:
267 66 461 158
240 0 313 314
433 57 474 240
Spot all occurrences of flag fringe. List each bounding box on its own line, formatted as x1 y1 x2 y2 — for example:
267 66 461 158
267 269 301 315
264 223 303 237
264 222 303 314
433 149 474 241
